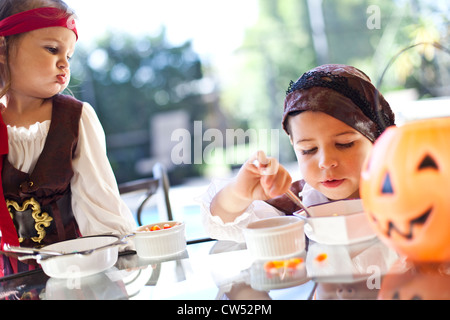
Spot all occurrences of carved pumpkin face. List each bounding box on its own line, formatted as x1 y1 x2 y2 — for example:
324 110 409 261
360 117 450 262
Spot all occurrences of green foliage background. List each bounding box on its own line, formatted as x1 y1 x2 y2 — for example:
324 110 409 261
68 0 450 184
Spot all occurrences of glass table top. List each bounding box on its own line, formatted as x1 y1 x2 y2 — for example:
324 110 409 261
1 237 449 301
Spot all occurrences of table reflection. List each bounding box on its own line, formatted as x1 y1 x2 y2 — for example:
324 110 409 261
306 238 398 299
379 259 450 300
1 238 450 300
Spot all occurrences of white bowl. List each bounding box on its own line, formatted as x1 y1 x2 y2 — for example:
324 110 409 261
38 235 124 279
293 199 376 245
243 216 305 260
133 221 186 259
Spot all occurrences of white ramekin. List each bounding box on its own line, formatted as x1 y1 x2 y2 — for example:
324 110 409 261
243 216 305 260
133 221 186 259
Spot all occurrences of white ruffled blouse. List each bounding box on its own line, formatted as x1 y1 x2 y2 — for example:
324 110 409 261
5 102 137 238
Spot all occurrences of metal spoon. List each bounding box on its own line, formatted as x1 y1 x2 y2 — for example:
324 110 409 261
285 189 312 218
251 153 312 217
2 244 64 260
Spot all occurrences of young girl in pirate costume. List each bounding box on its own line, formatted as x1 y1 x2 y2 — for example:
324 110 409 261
200 64 396 242
0 0 136 276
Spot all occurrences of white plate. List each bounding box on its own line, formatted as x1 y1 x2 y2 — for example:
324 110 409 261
294 199 376 245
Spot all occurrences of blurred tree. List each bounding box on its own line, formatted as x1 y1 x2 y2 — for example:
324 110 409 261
68 28 211 183
217 0 450 163
323 0 449 96
66 0 450 182
217 0 317 163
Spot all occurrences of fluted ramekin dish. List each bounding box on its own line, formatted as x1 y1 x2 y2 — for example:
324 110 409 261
244 216 305 260
133 221 186 258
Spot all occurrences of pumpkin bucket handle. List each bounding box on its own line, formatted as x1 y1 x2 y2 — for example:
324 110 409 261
374 41 450 131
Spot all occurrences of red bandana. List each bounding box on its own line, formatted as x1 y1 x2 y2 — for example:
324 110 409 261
0 7 78 40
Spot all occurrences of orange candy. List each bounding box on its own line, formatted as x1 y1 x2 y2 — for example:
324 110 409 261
144 223 178 232
263 258 304 273
315 253 327 262
286 258 303 268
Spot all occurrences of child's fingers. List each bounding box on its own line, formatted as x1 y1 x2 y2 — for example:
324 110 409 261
244 150 292 199
256 150 269 166
261 166 292 198
259 159 279 176
248 150 268 171
251 150 279 176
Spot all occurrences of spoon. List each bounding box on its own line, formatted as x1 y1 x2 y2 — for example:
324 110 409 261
2 244 64 260
251 152 312 218
285 189 312 218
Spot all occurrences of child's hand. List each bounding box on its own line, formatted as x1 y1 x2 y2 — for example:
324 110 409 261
234 151 292 201
210 150 292 222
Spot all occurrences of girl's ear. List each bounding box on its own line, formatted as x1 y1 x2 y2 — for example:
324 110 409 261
0 37 7 64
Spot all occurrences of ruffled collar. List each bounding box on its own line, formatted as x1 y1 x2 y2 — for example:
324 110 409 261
299 182 330 207
7 120 50 142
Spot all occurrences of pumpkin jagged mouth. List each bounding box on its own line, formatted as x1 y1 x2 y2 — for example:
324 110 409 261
385 207 432 240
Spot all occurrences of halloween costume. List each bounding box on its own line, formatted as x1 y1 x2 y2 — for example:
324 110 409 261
0 7 136 276
200 64 395 242
0 95 136 276
3 94 82 248
0 7 80 251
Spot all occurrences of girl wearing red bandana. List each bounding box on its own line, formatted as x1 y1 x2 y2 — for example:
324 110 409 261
200 64 396 242
0 0 136 276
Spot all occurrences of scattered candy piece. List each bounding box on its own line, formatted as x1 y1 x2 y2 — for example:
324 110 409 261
286 258 303 269
263 260 284 272
163 224 171 229
263 261 276 272
263 258 304 273
263 257 305 280
315 253 327 262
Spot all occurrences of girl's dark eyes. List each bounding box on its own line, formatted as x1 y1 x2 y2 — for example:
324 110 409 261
337 142 355 149
45 47 72 61
46 46 58 54
301 148 317 155
300 142 355 155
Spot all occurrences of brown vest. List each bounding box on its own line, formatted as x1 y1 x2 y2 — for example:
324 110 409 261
265 180 306 215
2 94 83 248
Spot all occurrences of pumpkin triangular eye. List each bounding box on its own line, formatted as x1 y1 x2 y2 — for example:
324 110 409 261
418 155 438 170
381 173 394 194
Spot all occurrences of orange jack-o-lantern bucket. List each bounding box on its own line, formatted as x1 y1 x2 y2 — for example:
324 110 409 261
360 117 450 262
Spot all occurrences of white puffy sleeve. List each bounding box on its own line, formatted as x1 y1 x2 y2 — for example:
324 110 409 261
198 178 284 243
70 102 137 236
